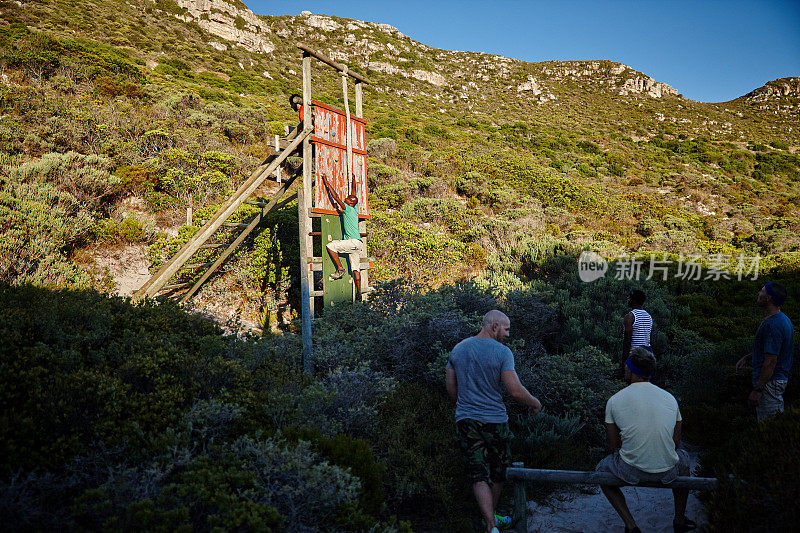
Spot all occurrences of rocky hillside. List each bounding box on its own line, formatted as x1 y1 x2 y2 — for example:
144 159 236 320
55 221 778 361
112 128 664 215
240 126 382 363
1 0 799 324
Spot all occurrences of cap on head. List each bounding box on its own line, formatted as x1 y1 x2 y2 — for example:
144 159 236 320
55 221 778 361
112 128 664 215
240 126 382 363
764 282 787 306
628 347 656 379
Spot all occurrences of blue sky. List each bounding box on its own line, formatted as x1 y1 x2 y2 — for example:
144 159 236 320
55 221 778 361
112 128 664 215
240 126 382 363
249 0 800 103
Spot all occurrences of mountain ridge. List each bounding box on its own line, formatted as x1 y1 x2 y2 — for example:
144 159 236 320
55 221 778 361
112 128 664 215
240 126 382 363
167 0 796 107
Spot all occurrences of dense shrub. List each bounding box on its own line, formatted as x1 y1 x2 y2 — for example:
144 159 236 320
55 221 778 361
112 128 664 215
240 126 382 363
0 152 118 287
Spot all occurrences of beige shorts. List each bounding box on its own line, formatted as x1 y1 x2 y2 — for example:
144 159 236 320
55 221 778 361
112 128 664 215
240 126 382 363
757 380 787 422
595 449 690 485
326 238 364 255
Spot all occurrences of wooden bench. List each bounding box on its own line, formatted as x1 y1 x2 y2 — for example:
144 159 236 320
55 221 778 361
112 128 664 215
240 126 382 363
506 463 719 533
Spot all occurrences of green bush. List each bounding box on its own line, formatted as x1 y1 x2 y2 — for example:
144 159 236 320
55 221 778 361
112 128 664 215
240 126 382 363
0 152 118 288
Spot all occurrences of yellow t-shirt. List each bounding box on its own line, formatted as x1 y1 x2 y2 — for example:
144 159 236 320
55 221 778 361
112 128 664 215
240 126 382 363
605 382 681 473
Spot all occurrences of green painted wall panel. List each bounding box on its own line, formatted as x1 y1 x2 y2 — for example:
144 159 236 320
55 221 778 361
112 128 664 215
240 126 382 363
321 215 354 308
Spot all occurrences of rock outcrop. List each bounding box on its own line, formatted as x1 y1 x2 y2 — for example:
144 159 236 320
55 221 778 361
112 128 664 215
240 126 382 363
619 76 678 98
744 77 800 102
172 0 275 53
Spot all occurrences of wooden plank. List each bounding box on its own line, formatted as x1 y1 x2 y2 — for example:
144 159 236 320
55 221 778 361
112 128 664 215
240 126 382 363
300 51 314 375
180 174 298 303
505 468 719 491
359 219 370 300
341 70 354 194
135 128 312 298
309 100 368 124
512 462 527 533
309 136 367 155
321 214 354 308
297 43 372 85
182 262 214 270
162 282 192 291
312 104 368 216
354 81 363 118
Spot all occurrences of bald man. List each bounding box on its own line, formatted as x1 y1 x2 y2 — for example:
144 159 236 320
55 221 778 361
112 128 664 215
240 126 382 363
446 310 542 533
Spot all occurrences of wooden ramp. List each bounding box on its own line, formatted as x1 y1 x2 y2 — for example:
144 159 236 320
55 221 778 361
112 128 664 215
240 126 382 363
134 128 311 302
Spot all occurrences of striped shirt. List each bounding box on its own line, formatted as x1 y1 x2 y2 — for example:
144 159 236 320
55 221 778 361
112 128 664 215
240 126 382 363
630 309 652 349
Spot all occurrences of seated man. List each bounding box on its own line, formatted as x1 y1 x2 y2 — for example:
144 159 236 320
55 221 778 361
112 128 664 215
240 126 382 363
596 347 695 533
319 172 365 298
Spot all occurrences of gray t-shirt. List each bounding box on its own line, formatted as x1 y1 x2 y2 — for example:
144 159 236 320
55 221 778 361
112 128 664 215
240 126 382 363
447 337 515 423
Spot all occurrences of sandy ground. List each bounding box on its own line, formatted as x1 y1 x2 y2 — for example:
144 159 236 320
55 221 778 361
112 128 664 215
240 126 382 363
525 452 707 532
526 485 706 532
92 244 151 296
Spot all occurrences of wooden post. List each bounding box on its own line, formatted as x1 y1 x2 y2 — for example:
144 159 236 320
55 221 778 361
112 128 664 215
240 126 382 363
341 68 354 194
274 134 281 183
512 461 527 533
354 80 369 299
299 51 314 374
504 467 720 490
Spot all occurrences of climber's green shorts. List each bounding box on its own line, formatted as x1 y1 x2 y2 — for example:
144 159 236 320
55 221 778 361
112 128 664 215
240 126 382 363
455 418 514 484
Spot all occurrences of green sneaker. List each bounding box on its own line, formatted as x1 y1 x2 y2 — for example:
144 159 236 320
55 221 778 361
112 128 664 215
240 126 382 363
494 514 512 528
490 528 500 533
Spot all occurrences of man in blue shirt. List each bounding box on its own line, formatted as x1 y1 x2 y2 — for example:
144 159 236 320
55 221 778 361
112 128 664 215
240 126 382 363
320 173 365 298
736 283 794 421
446 310 542 533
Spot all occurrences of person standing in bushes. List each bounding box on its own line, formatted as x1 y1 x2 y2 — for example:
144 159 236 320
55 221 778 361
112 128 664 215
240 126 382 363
736 282 794 421
445 310 542 533
596 347 695 533
622 290 653 365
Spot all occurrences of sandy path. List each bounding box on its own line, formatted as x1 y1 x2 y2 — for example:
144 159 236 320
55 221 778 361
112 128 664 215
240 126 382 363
525 452 707 532
526 485 706 532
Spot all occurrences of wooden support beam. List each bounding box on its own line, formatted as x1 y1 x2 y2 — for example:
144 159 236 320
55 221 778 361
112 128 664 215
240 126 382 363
223 222 249 228
162 282 193 291
299 50 314 375
182 262 214 270
505 467 719 491
354 81 363 118
297 43 372 85
512 462 527 533
199 243 227 249
180 174 298 303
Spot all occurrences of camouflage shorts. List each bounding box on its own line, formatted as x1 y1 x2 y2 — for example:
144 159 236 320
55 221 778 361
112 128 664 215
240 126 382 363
455 419 514 484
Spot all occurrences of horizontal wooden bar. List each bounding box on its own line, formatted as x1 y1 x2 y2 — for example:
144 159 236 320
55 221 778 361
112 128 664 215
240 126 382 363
309 231 322 236
223 222 250 228
182 262 214 270
311 101 368 124
310 290 323 297
310 135 367 155
162 282 192 290
297 43 372 84
310 207 371 219
199 243 227 249
310 256 374 264
505 468 718 491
